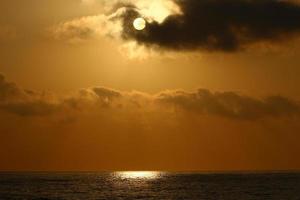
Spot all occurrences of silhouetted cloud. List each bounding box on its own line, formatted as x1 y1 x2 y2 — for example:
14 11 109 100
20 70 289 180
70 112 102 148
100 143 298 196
0 74 299 120
118 0 300 51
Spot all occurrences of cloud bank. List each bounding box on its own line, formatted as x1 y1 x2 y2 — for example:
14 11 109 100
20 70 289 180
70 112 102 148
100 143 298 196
0 74 299 120
1 73 300 171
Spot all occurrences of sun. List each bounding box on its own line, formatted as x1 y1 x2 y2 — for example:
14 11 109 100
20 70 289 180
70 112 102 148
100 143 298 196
133 17 146 31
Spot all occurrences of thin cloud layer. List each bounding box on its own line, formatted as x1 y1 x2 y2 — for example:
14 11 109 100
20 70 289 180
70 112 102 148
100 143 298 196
49 15 120 43
0 74 299 120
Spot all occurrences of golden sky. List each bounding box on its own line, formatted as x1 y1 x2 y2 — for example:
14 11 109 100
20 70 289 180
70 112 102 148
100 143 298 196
1 0 300 171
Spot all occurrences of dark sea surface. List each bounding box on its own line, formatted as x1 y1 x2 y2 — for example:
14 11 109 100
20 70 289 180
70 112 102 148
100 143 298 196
0 172 300 200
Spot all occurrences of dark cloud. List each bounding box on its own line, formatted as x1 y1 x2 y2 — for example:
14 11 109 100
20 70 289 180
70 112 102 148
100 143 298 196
93 87 122 100
120 0 300 52
156 89 300 120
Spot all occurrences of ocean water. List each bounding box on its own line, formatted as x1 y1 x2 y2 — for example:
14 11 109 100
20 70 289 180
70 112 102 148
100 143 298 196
0 172 300 200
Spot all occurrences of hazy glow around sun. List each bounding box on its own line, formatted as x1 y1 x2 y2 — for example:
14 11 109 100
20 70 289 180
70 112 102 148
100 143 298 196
135 0 182 23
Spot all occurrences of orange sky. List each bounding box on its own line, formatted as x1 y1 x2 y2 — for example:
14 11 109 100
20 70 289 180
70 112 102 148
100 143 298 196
0 0 300 171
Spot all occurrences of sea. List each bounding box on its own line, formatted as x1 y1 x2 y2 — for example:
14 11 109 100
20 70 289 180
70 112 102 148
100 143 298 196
0 172 300 200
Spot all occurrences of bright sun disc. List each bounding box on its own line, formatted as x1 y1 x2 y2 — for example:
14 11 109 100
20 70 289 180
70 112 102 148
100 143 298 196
133 18 146 30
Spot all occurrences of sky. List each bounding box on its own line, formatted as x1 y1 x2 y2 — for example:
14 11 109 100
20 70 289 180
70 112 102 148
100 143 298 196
0 0 300 171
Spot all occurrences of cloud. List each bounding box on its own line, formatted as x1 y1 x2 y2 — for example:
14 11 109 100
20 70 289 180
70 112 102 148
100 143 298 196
0 101 59 117
119 0 300 52
49 0 180 44
0 74 299 120
0 74 22 101
93 87 122 99
49 11 125 43
156 89 300 120
0 74 60 116
54 0 300 52
49 15 110 43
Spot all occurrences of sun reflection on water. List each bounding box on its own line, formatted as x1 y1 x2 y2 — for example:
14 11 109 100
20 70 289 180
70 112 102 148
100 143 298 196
115 171 161 179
